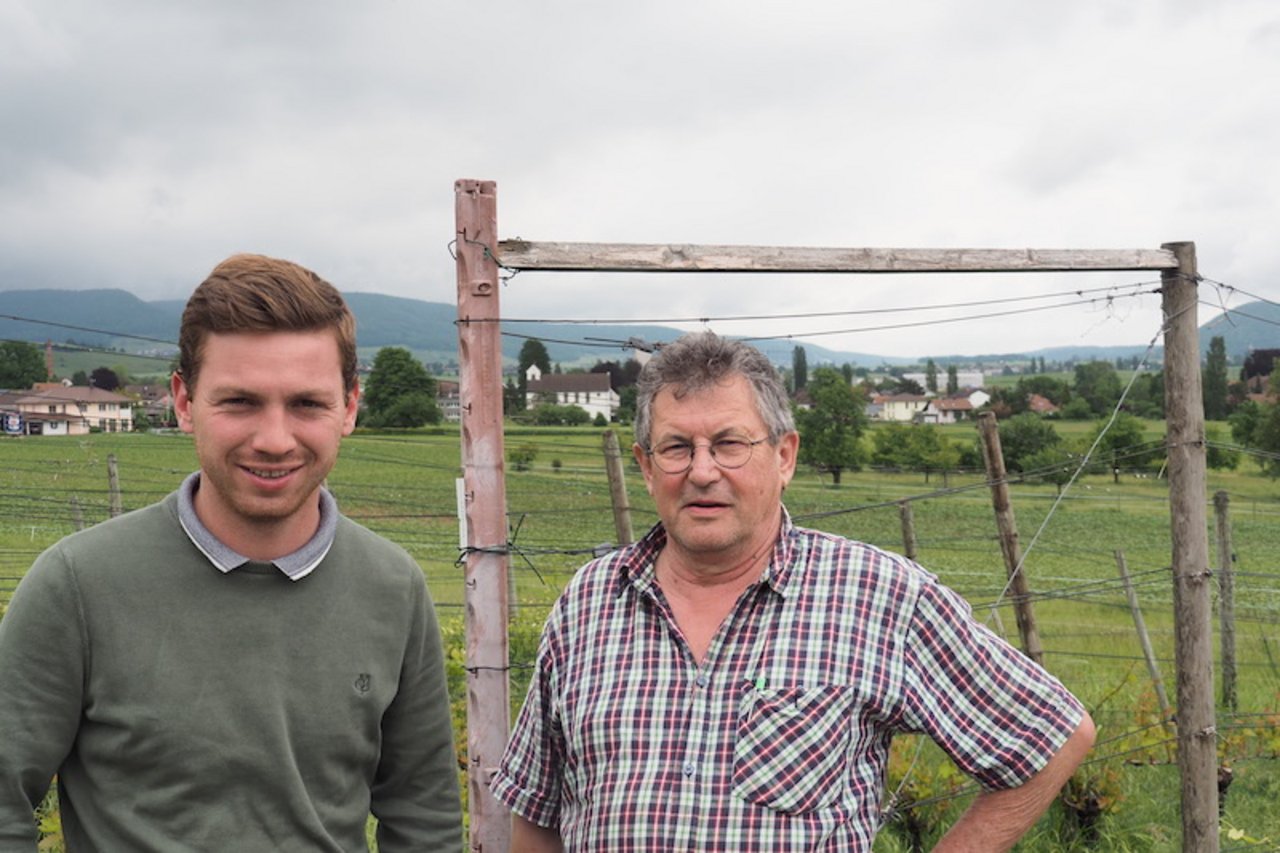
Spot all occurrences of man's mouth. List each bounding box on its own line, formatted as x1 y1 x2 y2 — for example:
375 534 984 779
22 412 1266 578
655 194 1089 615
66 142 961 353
245 467 295 480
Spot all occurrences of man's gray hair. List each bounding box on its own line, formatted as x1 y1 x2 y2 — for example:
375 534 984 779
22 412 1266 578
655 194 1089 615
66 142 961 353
633 332 795 448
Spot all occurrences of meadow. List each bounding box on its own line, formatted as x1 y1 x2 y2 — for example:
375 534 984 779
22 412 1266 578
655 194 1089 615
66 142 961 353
2 422 1278 851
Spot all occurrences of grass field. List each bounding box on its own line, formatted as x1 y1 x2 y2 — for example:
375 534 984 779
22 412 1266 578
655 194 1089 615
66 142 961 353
2 422 1278 850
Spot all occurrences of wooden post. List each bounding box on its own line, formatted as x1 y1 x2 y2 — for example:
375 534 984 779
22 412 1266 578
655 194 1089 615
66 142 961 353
898 500 917 562
1214 491 1236 712
603 430 634 546
976 412 1044 666
70 496 85 531
1162 241 1217 850
1115 551 1172 727
455 179 512 852
107 454 122 518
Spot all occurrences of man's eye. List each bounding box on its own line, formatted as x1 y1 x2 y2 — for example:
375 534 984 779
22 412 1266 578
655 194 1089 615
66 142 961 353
657 443 691 458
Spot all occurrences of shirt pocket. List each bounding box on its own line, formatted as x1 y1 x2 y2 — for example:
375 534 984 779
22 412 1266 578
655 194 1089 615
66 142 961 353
732 685 853 814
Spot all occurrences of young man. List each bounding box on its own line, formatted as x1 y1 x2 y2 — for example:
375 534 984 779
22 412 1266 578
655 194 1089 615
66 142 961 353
492 331 1094 852
0 255 462 851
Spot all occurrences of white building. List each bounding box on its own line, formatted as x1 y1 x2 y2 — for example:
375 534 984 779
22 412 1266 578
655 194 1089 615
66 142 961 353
524 366 619 422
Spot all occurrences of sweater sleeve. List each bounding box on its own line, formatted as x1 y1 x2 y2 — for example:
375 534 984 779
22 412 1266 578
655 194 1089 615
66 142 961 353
0 546 87 850
369 570 464 853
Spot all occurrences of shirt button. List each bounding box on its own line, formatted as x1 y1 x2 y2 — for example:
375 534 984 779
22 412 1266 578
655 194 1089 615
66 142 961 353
683 762 695 777
696 673 709 688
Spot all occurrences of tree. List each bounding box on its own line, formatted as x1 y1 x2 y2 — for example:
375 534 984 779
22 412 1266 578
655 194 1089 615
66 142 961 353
1203 336 1229 420
1072 361 1122 416
1022 446 1077 494
1087 412 1159 479
362 347 439 428
792 346 808 392
518 338 551 394
90 367 121 391
925 359 938 394
71 370 90 386
1250 402 1280 477
946 364 959 395
794 367 866 485
997 413 1061 472
530 403 590 426
0 341 45 388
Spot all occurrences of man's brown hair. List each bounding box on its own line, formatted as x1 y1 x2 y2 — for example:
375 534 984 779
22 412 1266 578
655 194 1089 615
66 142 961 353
178 254 358 396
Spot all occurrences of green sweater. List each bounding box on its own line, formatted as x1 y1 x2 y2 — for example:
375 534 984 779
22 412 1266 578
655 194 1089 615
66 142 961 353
0 491 462 852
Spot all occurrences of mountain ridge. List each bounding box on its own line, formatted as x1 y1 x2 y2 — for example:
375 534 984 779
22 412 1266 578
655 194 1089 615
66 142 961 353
3 287 1278 368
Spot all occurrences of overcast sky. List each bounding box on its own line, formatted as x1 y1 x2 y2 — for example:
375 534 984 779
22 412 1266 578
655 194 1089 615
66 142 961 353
2 0 1277 359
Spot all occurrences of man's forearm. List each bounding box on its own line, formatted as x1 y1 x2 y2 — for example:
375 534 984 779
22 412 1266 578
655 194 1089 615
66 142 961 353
933 712 1096 852
512 813 564 853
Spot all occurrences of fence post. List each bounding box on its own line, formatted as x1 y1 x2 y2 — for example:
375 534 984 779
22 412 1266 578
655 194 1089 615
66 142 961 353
976 412 1044 665
70 496 85 531
455 178 512 852
602 430 634 546
898 500 917 562
1214 491 1236 713
1115 550 1172 730
1161 240 1218 851
107 454 122 518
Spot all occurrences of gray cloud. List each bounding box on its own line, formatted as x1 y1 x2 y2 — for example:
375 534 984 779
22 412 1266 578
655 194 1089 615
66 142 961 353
1 0 1276 356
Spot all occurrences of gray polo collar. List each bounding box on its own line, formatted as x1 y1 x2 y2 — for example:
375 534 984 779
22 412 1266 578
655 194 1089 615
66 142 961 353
176 471 337 581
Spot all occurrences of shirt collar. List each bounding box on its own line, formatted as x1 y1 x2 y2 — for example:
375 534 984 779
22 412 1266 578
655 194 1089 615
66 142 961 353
176 471 337 581
616 505 800 598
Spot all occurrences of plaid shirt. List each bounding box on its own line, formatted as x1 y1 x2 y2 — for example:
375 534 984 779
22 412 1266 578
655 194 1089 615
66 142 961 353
491 511 1083 851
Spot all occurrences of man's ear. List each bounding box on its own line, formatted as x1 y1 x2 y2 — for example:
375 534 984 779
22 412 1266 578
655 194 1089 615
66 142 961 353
342 380 360 435
633 442 655 495
172 371 194 434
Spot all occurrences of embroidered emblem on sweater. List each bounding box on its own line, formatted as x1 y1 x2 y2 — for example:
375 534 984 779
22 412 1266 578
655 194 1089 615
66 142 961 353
354 673 372 695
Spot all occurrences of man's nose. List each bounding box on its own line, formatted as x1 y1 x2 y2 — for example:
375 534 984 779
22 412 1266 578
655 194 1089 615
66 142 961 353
686 443 722 482
251 406 297 455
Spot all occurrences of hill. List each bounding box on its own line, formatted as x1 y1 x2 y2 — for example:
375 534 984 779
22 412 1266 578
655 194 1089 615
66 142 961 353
4 287 1279 369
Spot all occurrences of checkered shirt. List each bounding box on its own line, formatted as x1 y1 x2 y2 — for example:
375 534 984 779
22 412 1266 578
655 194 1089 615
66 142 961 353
491 511 1084 852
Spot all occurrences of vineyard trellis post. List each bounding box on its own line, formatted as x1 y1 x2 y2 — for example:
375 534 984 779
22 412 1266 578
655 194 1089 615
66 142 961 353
1114 550 1172 730
1162 241 1218 851
457 179 1216 850
603 429 635 546
898 500 917 562
454 179 512 853
977 411 1044 666
1214 490 1236 712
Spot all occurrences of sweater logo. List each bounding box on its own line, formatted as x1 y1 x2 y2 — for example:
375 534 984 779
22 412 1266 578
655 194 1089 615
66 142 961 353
354 673 372 695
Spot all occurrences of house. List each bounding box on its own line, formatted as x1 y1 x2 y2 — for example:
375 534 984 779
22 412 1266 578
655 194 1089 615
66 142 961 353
872 393 931 422
1026 393 1060 415
903 370 986 391
436 380 461 423
525 366 619 422
10 386 134 435
123 384 174 427
918 391 987 424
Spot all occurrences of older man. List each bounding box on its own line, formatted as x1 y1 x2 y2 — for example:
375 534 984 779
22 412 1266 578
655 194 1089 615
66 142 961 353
492 331 1093 852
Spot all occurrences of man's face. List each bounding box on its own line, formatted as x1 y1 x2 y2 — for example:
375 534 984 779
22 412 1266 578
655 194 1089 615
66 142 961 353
172 330 358 556
634 374 797 572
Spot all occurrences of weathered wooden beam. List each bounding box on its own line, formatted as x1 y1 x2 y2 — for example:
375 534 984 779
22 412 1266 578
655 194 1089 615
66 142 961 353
496 241 1180 273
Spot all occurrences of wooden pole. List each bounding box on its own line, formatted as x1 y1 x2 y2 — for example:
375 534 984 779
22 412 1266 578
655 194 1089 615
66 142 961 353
976 412 1044 665
455 179 512 852
70 496 85 531
1214 491 1236 713
602 430 634 546
107 453 122 518
1161 241 1218 851
898 500 918 562
1114 550 1172 728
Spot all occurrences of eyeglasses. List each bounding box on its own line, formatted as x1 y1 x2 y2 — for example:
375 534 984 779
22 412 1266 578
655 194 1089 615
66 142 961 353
645 436 769 474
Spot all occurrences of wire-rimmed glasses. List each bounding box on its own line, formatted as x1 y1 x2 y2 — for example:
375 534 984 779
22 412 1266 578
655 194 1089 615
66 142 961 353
644 436 769 475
